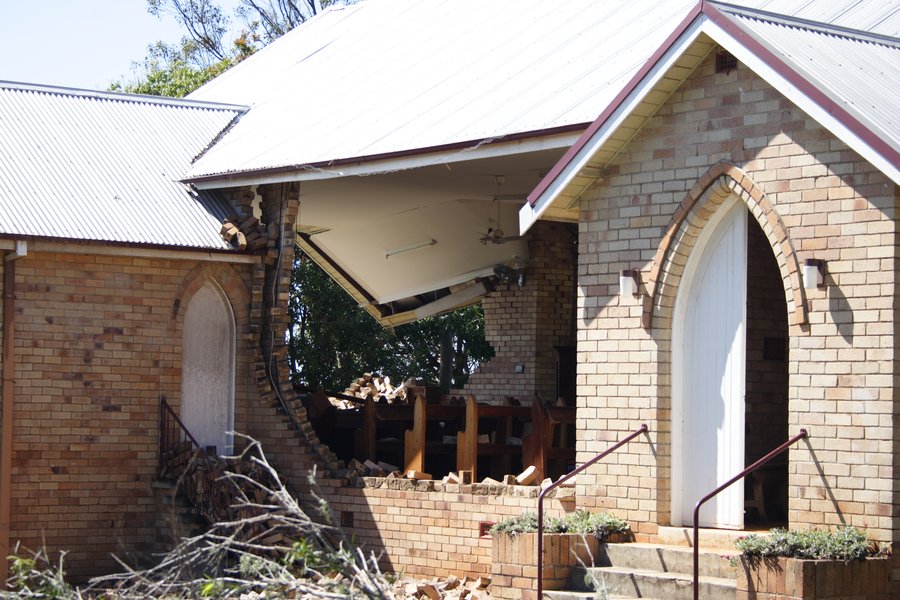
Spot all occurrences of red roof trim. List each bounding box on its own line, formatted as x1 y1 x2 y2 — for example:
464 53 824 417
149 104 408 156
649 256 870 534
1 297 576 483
702 2 900 170
528 0 899 210
527 2 706 207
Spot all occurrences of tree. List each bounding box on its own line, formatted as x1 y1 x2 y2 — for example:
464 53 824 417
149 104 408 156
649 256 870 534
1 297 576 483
287 252 492 392
120 0 493 392
113 1 328 97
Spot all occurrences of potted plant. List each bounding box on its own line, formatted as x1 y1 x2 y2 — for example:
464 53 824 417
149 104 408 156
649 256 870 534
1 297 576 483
733 526 890 600
489 511 631 599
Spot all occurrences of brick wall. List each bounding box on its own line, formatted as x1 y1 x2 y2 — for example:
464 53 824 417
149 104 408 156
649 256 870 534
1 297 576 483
2 251 258 578
574 48 896 569
463 220 577 405
319 477 575 580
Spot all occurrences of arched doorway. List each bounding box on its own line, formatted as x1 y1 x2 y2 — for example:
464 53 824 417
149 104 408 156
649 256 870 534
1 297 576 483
672 197 747 529
670 193 790 530
181 281 236 455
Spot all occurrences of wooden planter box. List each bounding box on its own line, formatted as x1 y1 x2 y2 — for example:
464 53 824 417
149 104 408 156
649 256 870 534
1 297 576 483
736 555 892 600
491 532 626 600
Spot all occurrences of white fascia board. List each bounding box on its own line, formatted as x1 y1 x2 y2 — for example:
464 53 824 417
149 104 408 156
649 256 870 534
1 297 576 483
375 265 496 305
702 20 900 186
520 19 706 234
191 131 583 190
413 281 488 320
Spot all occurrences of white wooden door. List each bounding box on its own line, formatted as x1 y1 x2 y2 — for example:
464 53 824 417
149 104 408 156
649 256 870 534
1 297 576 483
673 200 746 529
182 283 235 455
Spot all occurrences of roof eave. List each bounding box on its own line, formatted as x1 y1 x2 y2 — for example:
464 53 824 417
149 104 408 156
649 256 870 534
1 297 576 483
520 2 707 234
521 1 900 232
185 124 587 189
700 4 900 185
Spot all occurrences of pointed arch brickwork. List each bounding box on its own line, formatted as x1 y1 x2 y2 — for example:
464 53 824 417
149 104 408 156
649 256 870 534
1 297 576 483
642 161 807 330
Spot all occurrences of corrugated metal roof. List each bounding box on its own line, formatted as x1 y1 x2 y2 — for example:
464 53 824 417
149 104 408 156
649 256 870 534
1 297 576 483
186 0 898 182
0 82 245 248
186 0 701 179
522 0 900 229
721 6 900 150
742 0 900 36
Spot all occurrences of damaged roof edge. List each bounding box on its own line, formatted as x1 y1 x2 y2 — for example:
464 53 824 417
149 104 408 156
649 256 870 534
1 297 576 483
183 123 588 188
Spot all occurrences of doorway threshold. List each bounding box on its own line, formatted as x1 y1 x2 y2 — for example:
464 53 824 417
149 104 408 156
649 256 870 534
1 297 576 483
656 525 760 551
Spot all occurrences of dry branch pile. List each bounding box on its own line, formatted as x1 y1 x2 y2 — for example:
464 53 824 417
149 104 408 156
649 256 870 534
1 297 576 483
86 437 397 599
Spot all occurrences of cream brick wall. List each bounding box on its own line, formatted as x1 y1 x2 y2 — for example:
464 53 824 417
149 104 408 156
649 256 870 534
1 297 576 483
574 51 897 557
463 221 577 404
319 477 574 580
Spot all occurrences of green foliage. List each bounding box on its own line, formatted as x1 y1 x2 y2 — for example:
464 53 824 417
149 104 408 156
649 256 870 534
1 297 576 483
110 51 235 98
734 526 882 562
489 512 540 536
287 251 492 392
546 510 631 540
5 543 76 598
490 510 630 541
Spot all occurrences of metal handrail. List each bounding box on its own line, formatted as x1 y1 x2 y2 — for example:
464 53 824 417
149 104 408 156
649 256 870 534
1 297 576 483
691 428 808 600
537 423 649 598
158 396 202 478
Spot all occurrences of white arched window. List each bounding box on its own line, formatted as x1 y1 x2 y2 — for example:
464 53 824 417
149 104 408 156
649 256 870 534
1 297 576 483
181 281 235 455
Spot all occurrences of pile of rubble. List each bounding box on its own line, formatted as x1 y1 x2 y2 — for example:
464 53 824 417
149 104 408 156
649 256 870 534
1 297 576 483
314 373 418 410
393 574 492 599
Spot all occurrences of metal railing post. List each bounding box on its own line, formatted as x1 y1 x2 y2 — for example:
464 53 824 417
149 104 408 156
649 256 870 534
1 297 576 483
691 428 808 600
537 423 648 598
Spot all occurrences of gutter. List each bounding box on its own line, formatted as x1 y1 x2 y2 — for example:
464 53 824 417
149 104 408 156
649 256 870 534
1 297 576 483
1 240 26 587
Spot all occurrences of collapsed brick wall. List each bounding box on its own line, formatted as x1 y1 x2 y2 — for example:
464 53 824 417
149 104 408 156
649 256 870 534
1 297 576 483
575 48 897 568
462 220 577 405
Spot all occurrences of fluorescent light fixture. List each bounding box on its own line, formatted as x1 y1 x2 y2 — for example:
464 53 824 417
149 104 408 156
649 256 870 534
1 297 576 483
385 238 437 259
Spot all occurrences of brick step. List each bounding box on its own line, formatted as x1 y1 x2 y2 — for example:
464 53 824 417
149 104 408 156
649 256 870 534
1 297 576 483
569 566 735 600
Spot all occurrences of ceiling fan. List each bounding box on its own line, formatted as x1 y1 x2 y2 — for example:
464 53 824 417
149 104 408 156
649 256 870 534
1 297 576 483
479 175 525 245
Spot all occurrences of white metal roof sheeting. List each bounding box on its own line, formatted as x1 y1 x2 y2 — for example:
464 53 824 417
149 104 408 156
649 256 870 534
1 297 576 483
186 0 899 181
0 83 244 248
742 0 900 36
723 8 900 150
186 0 703 179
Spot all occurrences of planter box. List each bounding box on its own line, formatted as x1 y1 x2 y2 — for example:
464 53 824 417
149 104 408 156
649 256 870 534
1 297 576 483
491 532 607 600
736 556 892 600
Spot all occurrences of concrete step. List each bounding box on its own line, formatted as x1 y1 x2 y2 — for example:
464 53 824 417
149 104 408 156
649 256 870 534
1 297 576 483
545 594 665 600
599 542 737 579
574 566 735 600
656 526 748 551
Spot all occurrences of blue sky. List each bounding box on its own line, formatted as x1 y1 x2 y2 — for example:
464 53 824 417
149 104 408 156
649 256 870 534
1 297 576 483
0 0 240 90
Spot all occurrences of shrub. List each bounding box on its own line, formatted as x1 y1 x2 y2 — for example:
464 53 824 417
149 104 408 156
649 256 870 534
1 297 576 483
734 526 883 563
490 510 630 541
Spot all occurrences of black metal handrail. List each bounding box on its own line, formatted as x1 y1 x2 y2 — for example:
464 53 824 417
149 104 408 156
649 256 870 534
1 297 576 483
537 423 649 598
158 396 202 478
691 428 808 600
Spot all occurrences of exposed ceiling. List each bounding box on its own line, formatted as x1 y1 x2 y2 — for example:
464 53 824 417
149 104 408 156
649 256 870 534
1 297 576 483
293 145 574 325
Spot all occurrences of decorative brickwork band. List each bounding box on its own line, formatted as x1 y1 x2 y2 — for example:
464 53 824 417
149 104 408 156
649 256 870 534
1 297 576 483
642 162 807 329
